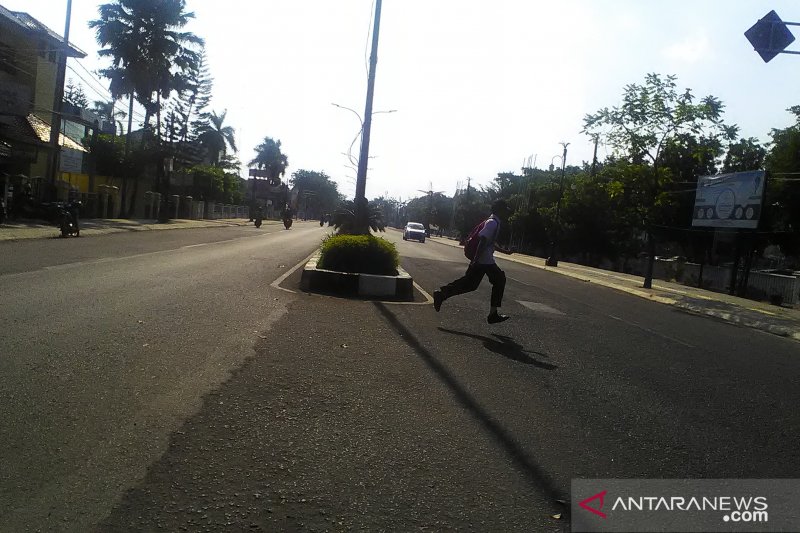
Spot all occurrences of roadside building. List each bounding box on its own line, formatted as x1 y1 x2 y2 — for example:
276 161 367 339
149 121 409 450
0 5 87 211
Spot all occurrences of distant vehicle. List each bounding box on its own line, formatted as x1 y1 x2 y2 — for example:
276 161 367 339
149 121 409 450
403 222 426 243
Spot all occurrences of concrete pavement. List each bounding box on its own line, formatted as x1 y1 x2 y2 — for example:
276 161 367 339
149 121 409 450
425 234 800 343
0 217 266 242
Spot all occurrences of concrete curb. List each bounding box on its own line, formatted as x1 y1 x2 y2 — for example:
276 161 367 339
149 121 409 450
300 250 414 300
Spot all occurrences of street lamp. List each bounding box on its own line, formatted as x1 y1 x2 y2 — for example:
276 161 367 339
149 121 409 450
332 103 396 171
545 142 569 267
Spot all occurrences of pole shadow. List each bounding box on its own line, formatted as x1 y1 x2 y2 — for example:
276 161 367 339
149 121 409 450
437 327 558 370
373 301 567 512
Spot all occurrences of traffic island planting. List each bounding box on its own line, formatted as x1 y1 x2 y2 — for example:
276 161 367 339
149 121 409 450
301 234 413 299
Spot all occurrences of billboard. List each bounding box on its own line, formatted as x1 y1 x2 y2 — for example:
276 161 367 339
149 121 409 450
692 170 765 229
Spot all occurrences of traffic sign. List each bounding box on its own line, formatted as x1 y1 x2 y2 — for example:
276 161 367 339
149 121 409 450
745 10 795 63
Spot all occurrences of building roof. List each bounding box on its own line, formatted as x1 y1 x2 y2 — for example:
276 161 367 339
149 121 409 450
26 113 87 152
0 6 86 58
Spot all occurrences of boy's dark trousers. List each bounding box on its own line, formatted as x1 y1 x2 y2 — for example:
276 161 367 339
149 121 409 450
440 263 506 307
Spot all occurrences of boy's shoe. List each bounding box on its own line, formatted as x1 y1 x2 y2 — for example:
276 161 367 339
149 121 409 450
487 312 510 324
433 290 443 312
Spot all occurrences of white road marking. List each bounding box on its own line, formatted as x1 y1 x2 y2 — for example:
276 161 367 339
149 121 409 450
270 250 318 293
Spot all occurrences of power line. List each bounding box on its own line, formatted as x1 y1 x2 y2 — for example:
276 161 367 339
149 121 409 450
65 64 146 123
69 60 146 121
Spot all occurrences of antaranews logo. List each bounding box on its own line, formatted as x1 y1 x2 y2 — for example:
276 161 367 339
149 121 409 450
573 479 798 532
579 490 608 519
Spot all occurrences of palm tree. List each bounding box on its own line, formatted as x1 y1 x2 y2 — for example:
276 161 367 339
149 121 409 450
197 109 237 166
249 137 288 184
91 99 127 137
249 137 288 209
90 0 202 142
90 0 203 216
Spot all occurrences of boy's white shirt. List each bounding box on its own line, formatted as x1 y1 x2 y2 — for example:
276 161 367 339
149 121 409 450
475 215 499 265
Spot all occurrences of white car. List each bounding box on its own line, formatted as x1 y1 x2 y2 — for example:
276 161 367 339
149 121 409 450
403 222 426 243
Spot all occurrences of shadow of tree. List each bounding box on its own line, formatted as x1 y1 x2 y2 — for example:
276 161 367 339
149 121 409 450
437 327 557 370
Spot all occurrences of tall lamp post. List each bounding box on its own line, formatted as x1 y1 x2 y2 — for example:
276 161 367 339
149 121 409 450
545 142 569 267
353 0 383 230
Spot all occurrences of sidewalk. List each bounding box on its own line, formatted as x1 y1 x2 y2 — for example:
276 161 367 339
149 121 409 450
428 235 800 343
0 217 262 242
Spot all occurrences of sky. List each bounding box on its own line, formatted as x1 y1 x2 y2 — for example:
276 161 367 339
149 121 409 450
9 0 800 201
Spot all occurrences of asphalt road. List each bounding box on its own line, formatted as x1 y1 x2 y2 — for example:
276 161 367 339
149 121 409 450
0 221 326 531
2 225 798 532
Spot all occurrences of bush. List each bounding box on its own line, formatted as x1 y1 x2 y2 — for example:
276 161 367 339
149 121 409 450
318 234 399 275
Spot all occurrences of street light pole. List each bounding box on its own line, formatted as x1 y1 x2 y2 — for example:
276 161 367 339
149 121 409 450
46 0 73 200
354 0 383 229
545 142 569 267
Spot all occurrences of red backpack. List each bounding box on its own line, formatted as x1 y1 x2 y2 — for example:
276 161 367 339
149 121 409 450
463 220 487 260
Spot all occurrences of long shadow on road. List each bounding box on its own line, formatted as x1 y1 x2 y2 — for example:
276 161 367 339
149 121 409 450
374 302 567 511
437 327 558 370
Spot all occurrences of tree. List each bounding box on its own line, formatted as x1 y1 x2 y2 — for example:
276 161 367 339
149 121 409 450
90 0 203 141
92 99 127 136
722 137 766 173
249 137 288 185
91 0 203 216
764 106 800 257
290 169 342 217
583 73 739 285
64 78 88 109
197 109 237 165
583 73 738 168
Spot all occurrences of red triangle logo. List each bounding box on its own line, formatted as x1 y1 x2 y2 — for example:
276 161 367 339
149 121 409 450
579 490 607 519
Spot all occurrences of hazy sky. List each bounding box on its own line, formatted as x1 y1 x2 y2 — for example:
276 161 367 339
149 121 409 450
10 1 800 201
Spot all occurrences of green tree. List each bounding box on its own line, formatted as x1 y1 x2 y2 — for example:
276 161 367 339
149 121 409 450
197 109 237 165
249 137 288 186
64 78 88 109
764 106 800 257
583 74 738 284
290 169 342 217
722 137 766 173
583 73 738 168
91 99 127 136
91 0 202 140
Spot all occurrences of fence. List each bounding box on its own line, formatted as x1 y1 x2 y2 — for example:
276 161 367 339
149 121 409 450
205 202 248 219
647 259 799 306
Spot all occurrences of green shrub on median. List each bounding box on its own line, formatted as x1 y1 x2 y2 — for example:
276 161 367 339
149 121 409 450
318 234 399 275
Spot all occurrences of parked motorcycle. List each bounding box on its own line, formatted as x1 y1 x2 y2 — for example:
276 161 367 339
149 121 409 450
58 201 81 238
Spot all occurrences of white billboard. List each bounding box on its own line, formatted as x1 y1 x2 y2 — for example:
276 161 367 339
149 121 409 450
692 170 765 229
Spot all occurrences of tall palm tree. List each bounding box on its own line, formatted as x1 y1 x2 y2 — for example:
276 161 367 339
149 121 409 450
249 137 288 207
197 109 237 166
90 0 202 216
90 0 202 142
249 137 288 184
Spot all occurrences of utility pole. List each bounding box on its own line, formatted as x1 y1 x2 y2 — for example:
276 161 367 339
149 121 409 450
45 0 72 201
354 0 383 228
590 135 599 177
